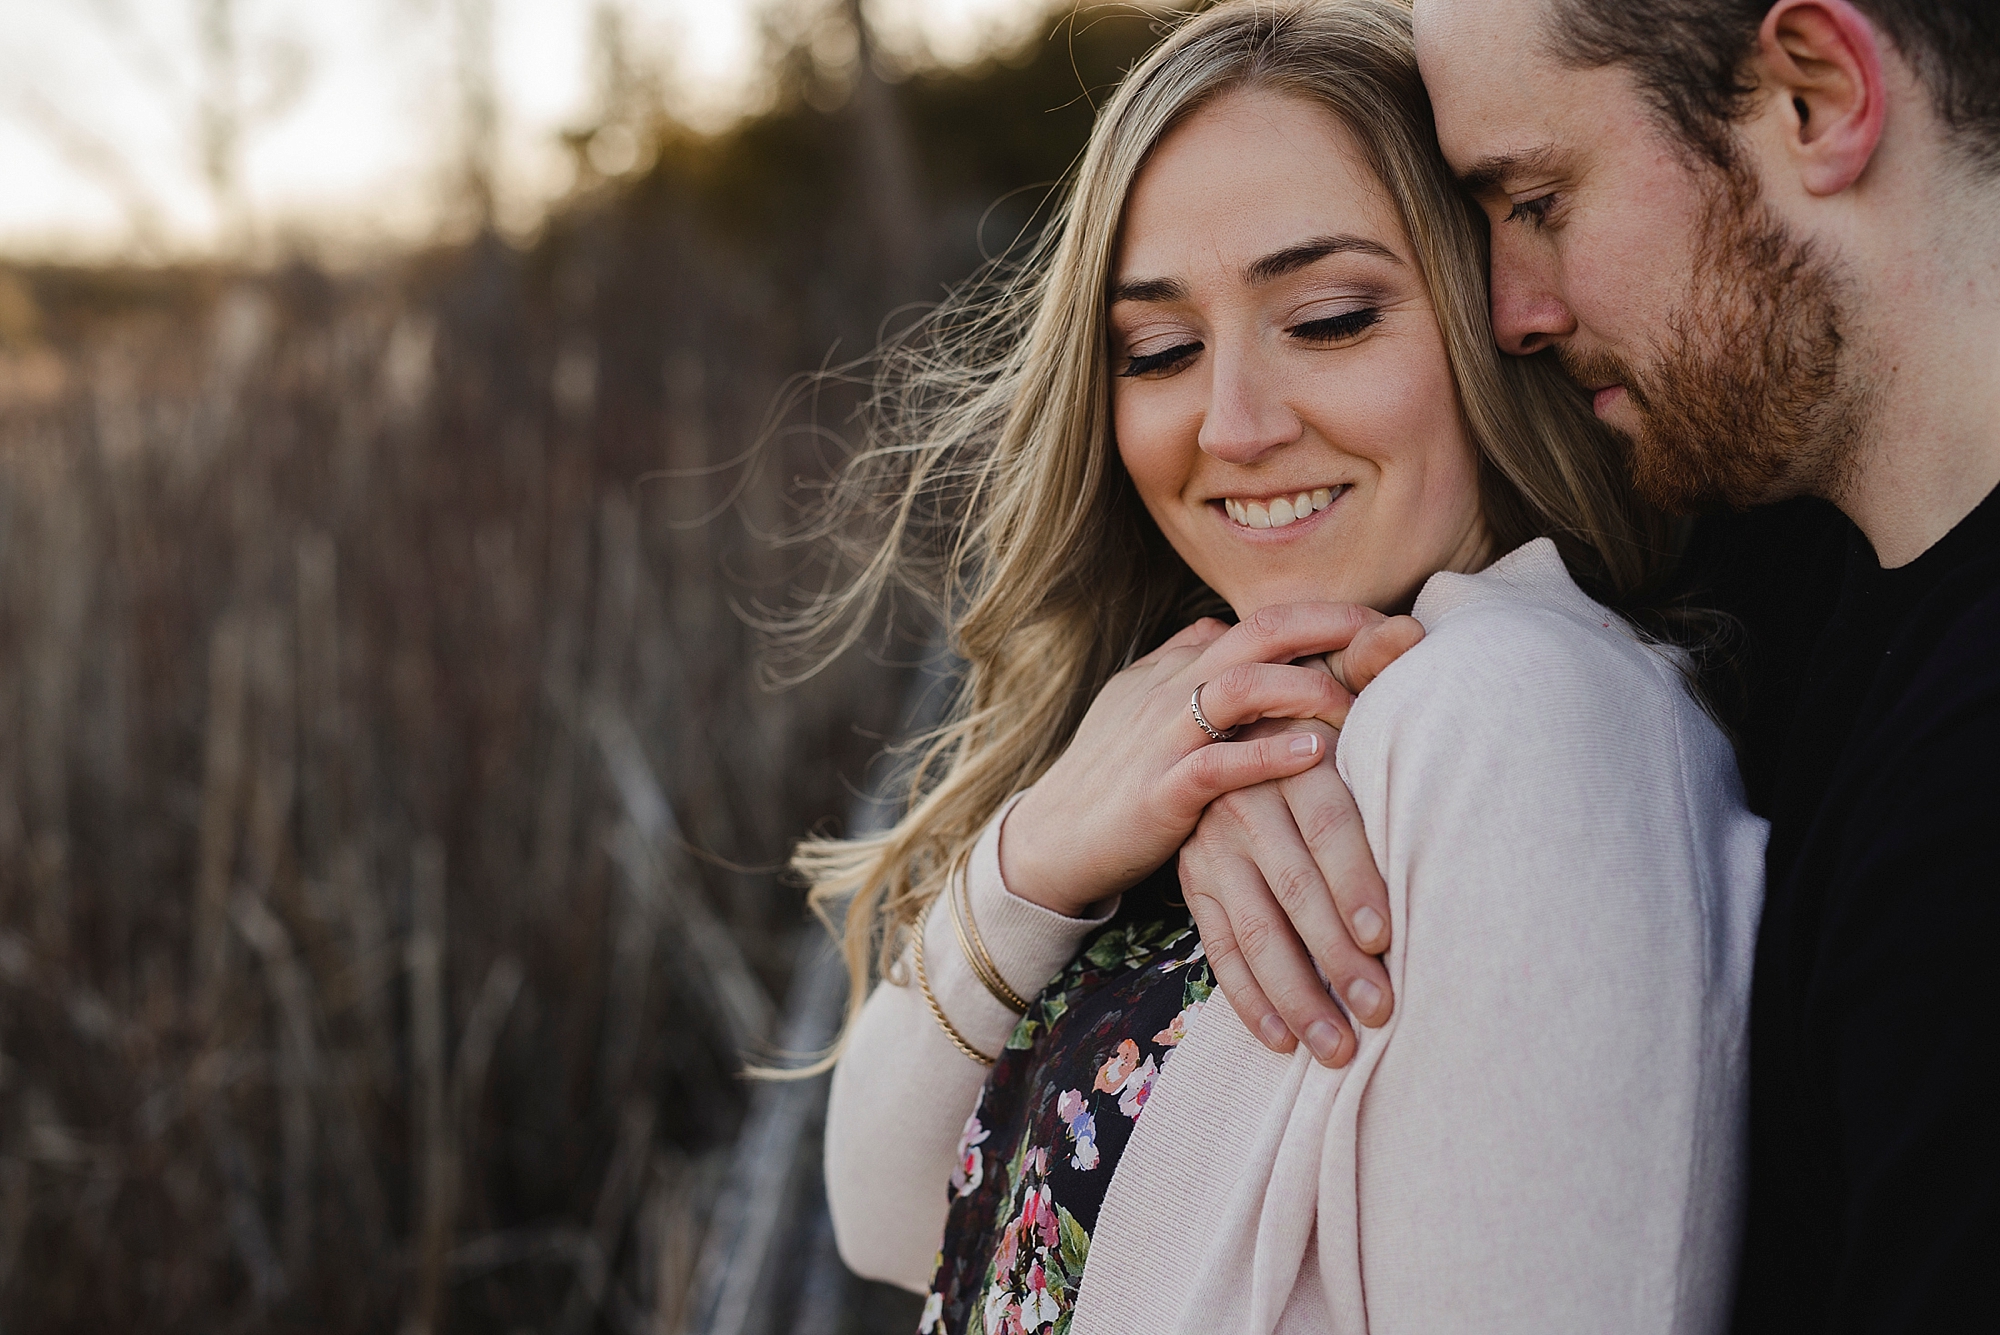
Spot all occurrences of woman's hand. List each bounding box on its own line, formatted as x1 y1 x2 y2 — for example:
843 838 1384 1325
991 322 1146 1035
1179 614 1423 1067
999 603 1391 918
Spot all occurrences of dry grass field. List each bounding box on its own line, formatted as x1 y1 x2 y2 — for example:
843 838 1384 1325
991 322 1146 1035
0 7 1171 1331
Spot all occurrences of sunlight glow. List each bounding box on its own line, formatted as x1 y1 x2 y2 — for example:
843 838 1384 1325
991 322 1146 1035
0 0 1049 262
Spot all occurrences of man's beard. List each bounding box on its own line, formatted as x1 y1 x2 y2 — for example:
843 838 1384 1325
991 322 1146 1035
1558 165 1870 514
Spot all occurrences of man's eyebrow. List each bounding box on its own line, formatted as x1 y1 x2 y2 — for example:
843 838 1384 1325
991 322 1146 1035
1457 145 1562 197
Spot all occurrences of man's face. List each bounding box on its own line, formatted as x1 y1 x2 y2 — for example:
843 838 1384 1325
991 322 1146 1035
1413 0 1859 512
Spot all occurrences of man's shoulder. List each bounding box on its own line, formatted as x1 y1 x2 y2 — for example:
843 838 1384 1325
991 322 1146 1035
1910 566 2000 693
1874 567 2000 763
1801 570 2000 902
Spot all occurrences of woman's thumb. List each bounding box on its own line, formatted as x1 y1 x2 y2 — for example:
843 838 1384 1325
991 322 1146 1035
1325 615 1423 693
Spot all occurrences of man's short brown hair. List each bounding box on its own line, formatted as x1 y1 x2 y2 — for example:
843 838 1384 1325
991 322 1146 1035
1546 0 2000 176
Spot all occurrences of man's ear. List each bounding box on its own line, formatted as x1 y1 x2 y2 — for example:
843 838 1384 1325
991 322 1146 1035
1757 0 1888 195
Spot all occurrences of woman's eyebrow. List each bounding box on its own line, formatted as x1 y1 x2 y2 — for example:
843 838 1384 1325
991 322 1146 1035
1111 235 1397 305
1110 276 1188 304
1245 234 1400 284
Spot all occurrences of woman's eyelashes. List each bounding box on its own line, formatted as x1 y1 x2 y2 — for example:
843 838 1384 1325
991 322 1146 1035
1116 307 1380 377
1288 308 1380 344
1119 340 1202 378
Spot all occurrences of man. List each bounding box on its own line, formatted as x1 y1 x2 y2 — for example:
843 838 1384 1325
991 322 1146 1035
1181 0 1999 1326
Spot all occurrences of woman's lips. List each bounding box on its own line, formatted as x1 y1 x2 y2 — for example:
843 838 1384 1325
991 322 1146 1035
1214 485 1347 533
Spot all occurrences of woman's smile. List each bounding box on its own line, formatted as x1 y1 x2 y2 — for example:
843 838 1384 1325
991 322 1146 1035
1109 86 1490 617
1216 485 1346 531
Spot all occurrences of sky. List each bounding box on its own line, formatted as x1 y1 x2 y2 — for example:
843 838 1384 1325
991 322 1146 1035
0 0 1046 262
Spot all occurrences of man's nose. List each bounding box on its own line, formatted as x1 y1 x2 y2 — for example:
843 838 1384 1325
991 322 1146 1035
1489 234 1576 356
1197 346 1302 463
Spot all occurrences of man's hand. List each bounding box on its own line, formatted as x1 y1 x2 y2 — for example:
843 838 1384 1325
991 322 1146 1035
1000 605 1383 917
1179 614 1422 1066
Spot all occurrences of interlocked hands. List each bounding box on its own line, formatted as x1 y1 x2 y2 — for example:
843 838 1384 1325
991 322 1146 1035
1002 602 1423 1067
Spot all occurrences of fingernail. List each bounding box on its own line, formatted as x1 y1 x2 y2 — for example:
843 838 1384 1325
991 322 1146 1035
1305 1020 1344 1064
1258 1013 1293 1049
1288 734 1320 758
1346 978 1383 1020
1352 906 1386 950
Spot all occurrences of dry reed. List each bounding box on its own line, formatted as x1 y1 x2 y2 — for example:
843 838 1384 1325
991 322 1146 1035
0 5 1174 1329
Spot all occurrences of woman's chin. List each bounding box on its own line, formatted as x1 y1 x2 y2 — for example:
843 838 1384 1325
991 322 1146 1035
1213 564 1433 623
1220 580 1382 622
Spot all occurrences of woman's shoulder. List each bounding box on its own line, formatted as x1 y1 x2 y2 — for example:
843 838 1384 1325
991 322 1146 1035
1339 539 1719 784
1335 539 1762 913
1390 538 1690 701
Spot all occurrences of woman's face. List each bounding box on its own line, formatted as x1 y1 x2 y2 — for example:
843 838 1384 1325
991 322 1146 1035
1111 87 1490 618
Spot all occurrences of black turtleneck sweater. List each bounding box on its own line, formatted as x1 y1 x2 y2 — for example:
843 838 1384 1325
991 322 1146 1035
1692 488 2000 1333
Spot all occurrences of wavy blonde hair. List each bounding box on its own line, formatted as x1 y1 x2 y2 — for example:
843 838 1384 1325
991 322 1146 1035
786 0 1675 1044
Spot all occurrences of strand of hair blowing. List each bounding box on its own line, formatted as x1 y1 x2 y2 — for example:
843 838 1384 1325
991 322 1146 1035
776 0 1680 1071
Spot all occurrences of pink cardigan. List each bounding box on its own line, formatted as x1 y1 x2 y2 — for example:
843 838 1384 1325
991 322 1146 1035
825 540 1766 1333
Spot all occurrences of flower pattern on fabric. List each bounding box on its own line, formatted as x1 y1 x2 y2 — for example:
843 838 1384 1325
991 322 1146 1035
1092 1041 1159 1120
952 1114 990 1198
921 862 1215 1335
1152 1001 1199 1048
1054 1090 1099 1171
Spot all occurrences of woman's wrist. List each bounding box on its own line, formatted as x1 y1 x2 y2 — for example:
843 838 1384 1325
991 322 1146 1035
995 786 1103 918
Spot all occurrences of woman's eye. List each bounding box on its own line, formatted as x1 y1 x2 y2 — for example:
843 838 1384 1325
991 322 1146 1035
1289 309 1380 344
1505 193 1557 227
1118 341 1202 378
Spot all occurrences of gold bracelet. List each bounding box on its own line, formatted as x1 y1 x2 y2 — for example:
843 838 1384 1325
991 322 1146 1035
911 920 995 1066
946 854 1031 1014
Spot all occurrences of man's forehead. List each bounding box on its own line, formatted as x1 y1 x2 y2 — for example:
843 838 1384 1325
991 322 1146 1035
1414 0 1567 172
1413 0 1548 61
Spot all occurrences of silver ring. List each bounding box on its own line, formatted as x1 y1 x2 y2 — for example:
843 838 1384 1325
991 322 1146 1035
1190 683 1236 742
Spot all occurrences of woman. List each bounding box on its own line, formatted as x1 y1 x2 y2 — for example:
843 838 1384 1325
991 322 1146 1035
803 2 1763 1331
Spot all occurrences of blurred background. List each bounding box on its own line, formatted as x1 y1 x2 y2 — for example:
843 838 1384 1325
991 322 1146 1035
0 1 1176 1330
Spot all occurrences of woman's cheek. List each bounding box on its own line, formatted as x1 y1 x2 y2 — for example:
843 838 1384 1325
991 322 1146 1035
1112 397 1191 509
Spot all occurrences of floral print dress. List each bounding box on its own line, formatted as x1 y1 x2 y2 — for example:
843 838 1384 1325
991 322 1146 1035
919 862 1216 1335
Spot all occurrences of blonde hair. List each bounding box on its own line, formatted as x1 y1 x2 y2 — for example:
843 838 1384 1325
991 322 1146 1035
786 0 1675 1048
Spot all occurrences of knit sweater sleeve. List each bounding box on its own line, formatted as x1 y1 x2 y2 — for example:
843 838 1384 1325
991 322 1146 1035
1337 597 1765 1334
822 796 1116 1292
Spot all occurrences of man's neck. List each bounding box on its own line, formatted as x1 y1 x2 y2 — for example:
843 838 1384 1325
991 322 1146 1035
1825 190 2000 568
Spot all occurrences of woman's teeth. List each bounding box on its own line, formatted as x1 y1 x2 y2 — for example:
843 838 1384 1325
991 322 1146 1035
1223 487 1340 530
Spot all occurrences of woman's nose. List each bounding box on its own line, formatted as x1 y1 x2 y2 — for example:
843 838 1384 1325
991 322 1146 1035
1196 346 1302 464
